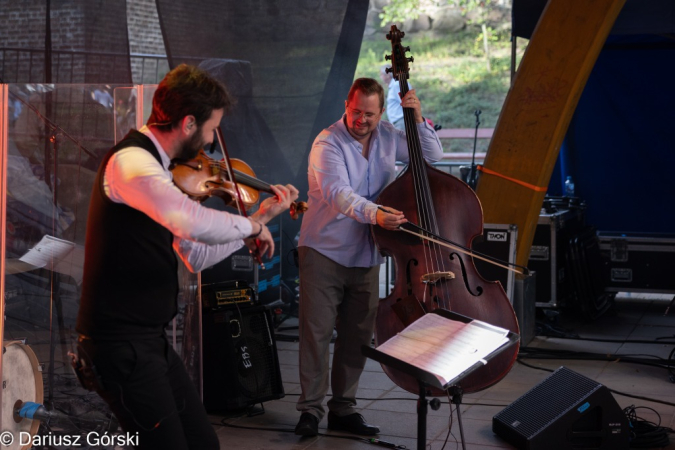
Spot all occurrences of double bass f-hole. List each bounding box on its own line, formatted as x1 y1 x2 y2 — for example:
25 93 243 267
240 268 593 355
448 252 483 297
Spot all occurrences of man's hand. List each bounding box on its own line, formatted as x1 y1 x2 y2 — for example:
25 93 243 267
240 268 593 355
400 89 424 124
252 184 300 224
376 206 406 230
244 221 274 259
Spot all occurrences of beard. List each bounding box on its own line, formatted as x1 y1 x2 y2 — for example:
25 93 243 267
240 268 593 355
175 129 204 161
347 120 373 140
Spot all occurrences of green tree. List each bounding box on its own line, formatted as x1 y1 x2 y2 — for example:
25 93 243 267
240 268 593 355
380 0 496 71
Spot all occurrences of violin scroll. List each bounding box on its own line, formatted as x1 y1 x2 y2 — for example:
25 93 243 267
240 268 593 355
290 201 308 220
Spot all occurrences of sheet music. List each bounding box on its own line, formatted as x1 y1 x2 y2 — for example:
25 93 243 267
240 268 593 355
376 313 510 387
19 235 85 284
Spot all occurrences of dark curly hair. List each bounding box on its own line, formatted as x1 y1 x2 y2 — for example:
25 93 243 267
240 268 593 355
147 64 234 132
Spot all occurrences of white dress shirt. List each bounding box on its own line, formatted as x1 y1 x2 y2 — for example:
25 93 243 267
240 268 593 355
103 126 252 272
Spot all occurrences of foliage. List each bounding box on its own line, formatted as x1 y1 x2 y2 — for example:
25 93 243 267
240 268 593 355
379 0 434 25
380 0 494 27
381 0 499 73
356 24 524 153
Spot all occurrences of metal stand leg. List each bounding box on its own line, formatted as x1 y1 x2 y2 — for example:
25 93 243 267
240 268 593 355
416 381 443 449
417 381 428 450
450 386 467 450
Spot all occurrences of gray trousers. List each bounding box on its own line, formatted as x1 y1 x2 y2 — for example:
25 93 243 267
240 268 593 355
296 246 379 420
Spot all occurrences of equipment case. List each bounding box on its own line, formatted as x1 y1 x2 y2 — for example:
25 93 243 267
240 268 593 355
472 223 518 302
528 208 585 308
598 232 675 293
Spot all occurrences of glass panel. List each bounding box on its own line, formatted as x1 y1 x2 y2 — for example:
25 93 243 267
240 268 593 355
2 82 130 435
141 85 157 124
113 86 138 143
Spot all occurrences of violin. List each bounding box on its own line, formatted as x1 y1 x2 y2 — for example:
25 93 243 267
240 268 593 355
170 149 308 220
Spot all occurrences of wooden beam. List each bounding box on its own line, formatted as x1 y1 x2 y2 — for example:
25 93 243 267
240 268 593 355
475 0 626 269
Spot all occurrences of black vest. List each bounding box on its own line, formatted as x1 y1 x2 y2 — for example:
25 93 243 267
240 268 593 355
76 130 178 339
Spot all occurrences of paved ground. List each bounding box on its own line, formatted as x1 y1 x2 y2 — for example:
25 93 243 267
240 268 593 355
210 292 675 450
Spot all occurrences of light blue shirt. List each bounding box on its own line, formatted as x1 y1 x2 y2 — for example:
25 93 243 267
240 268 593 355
387 78 410 124
299 115 443 267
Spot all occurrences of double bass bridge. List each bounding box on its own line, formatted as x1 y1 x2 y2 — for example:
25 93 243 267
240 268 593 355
420 271 455 285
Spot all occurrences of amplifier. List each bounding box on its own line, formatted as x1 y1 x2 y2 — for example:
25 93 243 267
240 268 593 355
202 305 285 411
202 280 255 310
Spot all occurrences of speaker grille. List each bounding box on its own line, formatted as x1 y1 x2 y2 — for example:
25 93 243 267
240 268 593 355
233 313 275 399
495 367 601 438
202 306 284 411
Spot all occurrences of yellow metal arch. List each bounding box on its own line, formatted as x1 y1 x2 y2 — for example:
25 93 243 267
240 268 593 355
476 0 626 269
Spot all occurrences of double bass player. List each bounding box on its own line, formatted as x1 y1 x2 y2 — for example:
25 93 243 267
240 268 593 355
295 77 443 436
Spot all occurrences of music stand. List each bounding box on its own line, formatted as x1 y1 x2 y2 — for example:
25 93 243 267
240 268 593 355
363 309 519 450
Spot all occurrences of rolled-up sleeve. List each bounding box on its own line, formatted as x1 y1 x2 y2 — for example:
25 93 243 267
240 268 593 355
173 238 245 273
106 147 253 245
395 120 444 163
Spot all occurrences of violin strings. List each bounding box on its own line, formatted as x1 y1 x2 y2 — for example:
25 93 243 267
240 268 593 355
207 162 272 193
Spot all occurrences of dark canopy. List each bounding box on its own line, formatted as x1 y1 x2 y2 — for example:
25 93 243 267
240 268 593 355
513 0 675 233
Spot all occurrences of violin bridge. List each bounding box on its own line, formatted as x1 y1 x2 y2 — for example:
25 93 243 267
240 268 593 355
420 271 455 285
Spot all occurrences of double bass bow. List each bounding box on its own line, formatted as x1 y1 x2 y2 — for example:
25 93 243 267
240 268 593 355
372 25 520 396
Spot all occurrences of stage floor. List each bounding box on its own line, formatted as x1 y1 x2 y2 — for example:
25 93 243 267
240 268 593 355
210 294 675 450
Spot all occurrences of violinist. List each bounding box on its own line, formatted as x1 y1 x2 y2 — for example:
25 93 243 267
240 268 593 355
294 78 442 437
76 64 298 449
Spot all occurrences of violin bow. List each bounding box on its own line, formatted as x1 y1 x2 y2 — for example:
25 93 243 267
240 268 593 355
214 127 266 269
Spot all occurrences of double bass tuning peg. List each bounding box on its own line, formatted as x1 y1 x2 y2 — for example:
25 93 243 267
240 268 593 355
385 54 392 61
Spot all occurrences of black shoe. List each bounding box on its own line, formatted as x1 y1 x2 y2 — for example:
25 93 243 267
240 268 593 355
295 412 319 437
327 411 380 436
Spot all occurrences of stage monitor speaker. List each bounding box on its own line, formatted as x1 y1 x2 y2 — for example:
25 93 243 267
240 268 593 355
202 305 285 412
493 366 629 450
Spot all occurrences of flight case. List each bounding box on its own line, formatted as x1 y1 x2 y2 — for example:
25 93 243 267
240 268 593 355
598 232 675 293
528 205 585 308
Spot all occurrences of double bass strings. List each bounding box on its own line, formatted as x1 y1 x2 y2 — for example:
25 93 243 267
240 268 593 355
394 52 451 309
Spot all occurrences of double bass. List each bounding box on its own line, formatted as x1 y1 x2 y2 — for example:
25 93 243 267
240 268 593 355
372 26 520 395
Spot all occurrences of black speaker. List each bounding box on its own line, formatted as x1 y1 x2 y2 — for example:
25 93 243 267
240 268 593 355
202 305 285 412
493 367 629 450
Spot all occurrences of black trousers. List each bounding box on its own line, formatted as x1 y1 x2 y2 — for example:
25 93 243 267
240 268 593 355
79 335 219 450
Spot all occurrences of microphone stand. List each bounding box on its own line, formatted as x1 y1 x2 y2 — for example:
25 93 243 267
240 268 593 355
46 126 64 412
467 110 481 190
